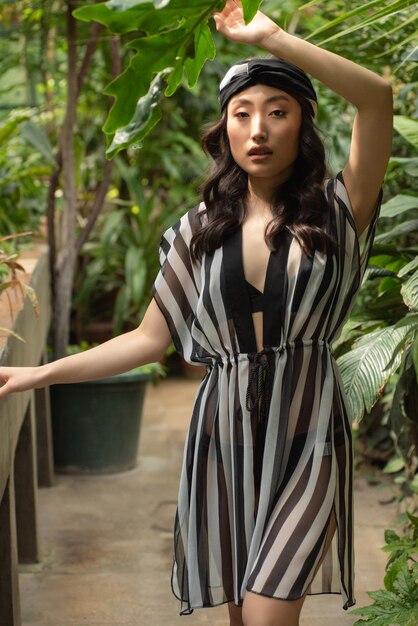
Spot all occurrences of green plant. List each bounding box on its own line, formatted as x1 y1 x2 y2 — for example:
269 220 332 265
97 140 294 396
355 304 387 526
73 0 417 156
335 113 418 498
0 111 53 235
351 513 418 626
72 151 200 337
74 0 261 157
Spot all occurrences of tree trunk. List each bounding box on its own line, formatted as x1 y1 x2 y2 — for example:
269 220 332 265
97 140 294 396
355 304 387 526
52 0 78 359
48 14 121 358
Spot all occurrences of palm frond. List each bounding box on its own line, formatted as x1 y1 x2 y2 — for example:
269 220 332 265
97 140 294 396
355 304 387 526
337 326 413 422
401 269 418 311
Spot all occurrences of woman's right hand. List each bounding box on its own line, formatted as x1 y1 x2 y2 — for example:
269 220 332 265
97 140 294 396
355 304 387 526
0 366 44 399
213 0 280 48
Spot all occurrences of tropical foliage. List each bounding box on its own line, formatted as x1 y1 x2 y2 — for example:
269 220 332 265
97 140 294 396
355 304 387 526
335 114 418 498
351 513 418 626
74 0 261 157
73 0 417 155
0 111 52 235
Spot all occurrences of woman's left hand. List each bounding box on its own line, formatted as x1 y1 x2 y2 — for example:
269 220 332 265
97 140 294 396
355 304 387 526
213 0 280 48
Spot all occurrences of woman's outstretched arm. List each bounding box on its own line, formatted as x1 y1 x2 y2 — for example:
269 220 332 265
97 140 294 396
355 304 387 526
0 298 172 398
214 0 393 234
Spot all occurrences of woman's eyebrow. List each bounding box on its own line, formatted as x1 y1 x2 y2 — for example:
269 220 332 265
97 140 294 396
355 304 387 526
231 95 291 106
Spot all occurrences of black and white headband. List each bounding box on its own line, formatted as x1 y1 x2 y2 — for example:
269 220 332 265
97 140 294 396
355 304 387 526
219 57 317 117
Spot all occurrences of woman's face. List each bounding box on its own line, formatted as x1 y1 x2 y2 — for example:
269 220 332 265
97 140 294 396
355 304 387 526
226 83 302 189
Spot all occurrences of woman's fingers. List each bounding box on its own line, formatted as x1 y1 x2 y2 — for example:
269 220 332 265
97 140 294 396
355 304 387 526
0 367 38 398
212 0 279 46
0 372 13 398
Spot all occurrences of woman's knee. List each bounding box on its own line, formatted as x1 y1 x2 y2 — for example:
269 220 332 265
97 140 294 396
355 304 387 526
242 591 305 626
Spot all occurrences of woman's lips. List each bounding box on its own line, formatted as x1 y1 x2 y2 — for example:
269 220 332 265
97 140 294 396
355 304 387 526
248 152 272 160
248 146 273 160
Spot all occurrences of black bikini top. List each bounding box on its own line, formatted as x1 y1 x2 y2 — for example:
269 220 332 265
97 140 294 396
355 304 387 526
245 280 264 313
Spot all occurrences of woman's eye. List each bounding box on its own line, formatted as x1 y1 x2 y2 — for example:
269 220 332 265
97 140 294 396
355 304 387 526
235 111 249 118
270 109 286 117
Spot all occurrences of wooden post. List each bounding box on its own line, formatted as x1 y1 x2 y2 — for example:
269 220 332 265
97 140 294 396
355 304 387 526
14 400 40 564
0 476 21 626
35 353 54 488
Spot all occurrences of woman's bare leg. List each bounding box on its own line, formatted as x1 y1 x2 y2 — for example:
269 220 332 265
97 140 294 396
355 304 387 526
242 593 305 626
228 601 244 626
241 509 338 626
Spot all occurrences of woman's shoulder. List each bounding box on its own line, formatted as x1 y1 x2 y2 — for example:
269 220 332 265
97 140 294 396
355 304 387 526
162 202 207 243
187 201 207 230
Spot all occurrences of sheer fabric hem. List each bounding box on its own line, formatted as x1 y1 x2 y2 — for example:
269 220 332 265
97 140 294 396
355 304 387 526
173 590 355 616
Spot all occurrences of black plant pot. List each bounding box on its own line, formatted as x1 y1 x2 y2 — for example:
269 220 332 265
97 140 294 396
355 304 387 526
50 369 152 474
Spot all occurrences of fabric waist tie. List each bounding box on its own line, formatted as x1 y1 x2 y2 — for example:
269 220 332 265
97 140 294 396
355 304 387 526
245 351 272 419
246 350 273 496
243 340 330 493
204 340 331 413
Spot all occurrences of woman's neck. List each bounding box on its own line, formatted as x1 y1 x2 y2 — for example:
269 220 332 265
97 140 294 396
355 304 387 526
246 168 291 216
246 180 275 218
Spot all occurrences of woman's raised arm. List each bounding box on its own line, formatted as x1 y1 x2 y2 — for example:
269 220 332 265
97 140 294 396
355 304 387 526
214 0 393 234
0 298 172 398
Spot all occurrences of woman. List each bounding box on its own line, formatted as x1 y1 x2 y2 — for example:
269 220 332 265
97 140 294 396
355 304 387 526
0 2 392 625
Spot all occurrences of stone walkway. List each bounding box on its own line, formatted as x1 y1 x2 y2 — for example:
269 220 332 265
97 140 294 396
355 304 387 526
20 378 398 626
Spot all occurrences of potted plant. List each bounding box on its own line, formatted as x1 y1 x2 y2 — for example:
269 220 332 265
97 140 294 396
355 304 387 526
49 343 165 474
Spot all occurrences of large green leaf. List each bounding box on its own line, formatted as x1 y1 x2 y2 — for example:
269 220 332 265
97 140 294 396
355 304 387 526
242 0 262 23
380 194 418 219
75 0 224 153
337 326 413 422
374 220 418 244
388 156 418 177
401 269 418 311
109 0 171 8
106 70 168 158
74 0 213 35
183 21 216 89
394 115 418 150
73 0 266 154
103 26 191 134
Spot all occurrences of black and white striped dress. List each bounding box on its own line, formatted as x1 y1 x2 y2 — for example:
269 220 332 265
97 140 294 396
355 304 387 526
152 172 381 614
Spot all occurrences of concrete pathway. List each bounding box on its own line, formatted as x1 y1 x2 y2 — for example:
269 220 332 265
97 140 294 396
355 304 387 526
20 378 399 626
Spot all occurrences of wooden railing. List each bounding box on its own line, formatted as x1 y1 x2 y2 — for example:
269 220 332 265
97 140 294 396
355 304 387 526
0 246 53 626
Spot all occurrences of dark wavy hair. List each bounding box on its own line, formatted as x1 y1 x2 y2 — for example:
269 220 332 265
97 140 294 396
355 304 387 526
190 95 337 262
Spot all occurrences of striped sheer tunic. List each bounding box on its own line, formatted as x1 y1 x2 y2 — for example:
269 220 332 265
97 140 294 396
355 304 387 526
152 173 381 615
